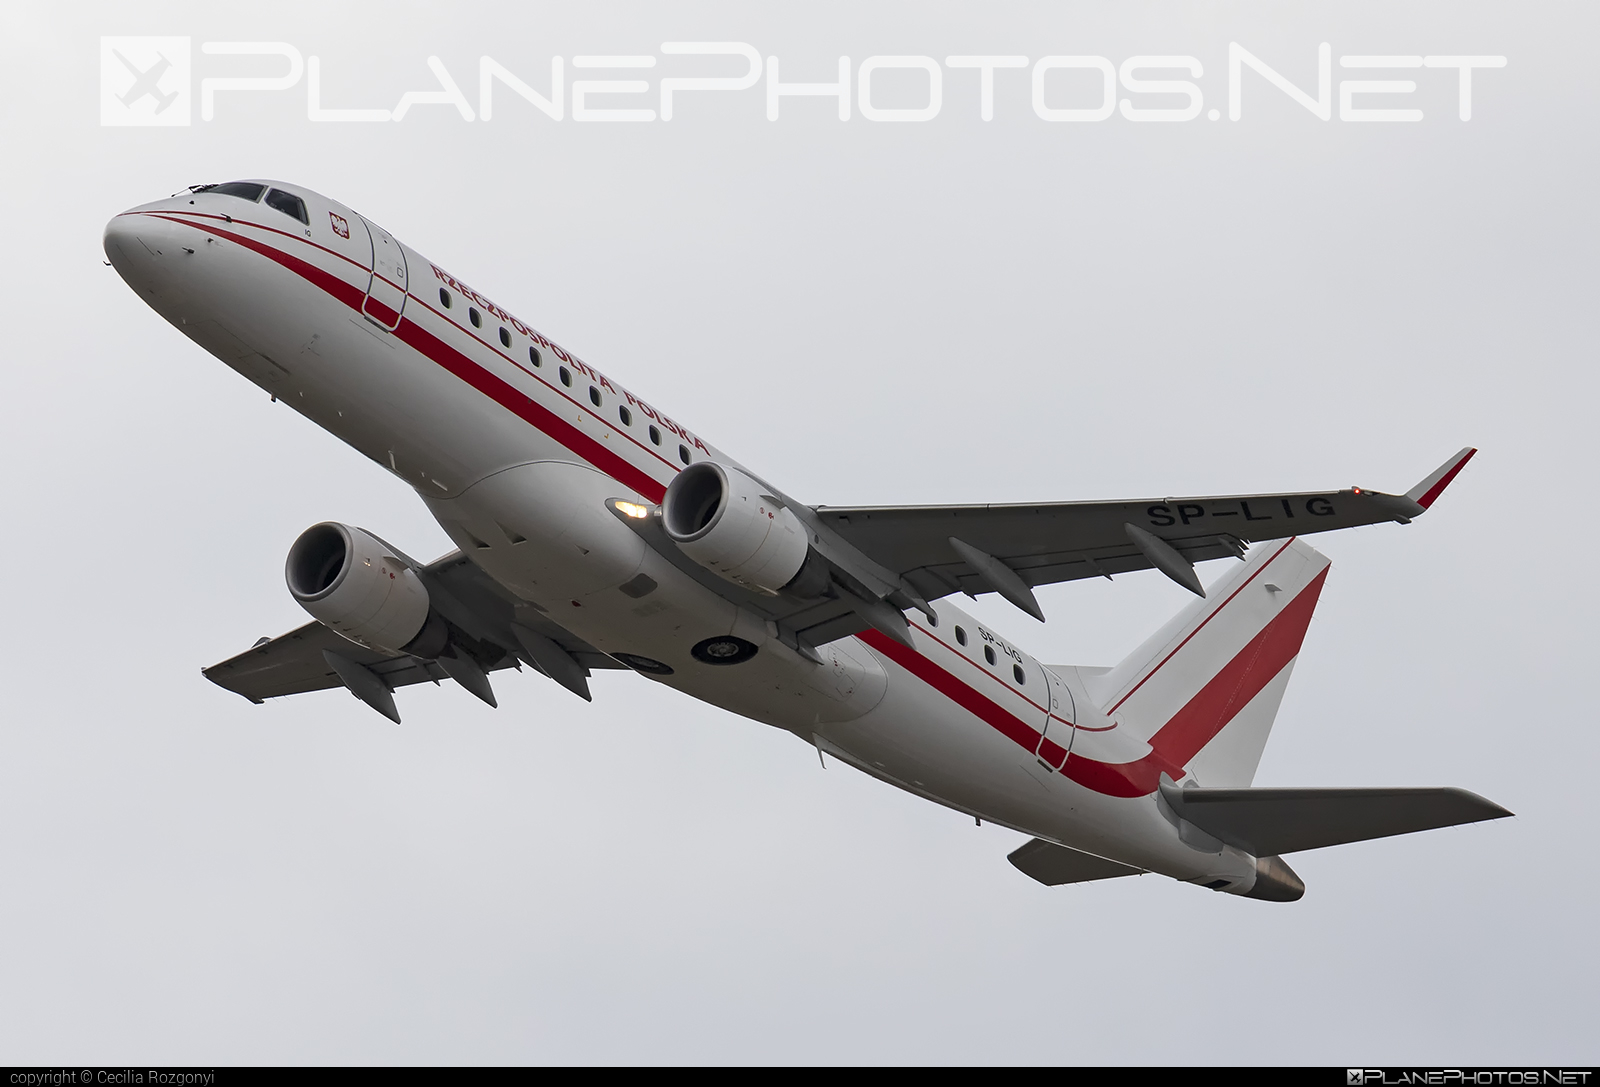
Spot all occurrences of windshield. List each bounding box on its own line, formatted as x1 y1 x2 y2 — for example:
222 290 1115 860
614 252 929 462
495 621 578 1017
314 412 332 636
193 181 265 202
264 188 309 225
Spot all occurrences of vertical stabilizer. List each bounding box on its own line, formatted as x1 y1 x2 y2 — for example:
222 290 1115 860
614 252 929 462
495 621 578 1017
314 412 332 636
1083 538 1331 787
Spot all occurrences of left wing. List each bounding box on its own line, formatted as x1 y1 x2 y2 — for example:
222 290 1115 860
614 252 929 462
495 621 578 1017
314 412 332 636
203 619 461 703
812 448 1475 610
203 548 624 707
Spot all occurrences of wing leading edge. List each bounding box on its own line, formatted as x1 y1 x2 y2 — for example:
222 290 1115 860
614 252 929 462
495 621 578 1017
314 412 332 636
815 448 1476 609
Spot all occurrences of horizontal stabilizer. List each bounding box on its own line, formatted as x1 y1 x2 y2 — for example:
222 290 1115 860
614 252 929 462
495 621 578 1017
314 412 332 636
1008 838 1143 886
1159 782 1512 856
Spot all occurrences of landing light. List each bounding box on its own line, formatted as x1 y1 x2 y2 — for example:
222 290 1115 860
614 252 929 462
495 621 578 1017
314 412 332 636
614 500 652 519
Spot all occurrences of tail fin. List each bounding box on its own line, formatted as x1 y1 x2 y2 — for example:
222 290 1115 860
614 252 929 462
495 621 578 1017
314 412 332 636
1084 538 1331 787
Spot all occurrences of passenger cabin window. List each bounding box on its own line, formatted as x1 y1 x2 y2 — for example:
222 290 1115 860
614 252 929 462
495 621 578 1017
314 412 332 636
264 188 309 225
469 307 481 328
528 347 542 367
200 182 265 202
679 444 691 465
559 366 572 387
983 646 996 666
648 425 661 445
589 386 602 407
439 288 452 308
1013 663 1026 684
619 406 632 426
955 626 968 646
499 327 511 348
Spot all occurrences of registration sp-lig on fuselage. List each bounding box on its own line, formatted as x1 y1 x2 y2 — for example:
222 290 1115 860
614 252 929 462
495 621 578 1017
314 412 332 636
104 179 1508 901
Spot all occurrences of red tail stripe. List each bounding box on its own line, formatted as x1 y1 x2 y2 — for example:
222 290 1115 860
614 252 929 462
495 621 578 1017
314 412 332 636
1146 565 1328 767
1106 538 1297 715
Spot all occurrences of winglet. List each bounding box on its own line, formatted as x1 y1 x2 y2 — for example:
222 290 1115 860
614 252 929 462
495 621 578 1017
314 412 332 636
1405 447 1477 510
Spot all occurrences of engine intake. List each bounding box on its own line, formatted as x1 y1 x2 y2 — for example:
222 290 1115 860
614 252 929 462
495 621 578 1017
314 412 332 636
286 522 443 655
661 462 810 595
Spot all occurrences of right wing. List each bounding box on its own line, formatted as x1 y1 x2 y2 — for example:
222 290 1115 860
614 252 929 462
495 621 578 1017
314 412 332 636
812 448 1477 610
598 450 1480 657
203 548 623 705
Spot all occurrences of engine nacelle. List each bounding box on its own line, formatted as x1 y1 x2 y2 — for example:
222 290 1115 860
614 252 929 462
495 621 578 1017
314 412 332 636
661 462 810 594
286 522 440 655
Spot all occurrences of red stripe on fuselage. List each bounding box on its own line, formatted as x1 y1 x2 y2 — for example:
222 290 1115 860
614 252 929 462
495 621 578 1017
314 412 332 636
151 208 688 476
391 316 667 502
861 564 1326 798
144 212 670 502
149 212 367 312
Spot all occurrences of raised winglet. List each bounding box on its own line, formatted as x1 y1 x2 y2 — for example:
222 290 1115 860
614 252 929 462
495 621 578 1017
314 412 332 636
1406 447 1477 510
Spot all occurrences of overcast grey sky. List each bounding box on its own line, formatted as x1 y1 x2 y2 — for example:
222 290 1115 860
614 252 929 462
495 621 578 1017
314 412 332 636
1 1 1594 1064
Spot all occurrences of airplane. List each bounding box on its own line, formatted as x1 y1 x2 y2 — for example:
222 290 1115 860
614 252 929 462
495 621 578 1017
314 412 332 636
103 178 1510 902
113 50 180 114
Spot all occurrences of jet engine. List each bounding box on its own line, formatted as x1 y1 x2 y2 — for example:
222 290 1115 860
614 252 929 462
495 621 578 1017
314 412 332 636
285 522 446 656
661 462 811 594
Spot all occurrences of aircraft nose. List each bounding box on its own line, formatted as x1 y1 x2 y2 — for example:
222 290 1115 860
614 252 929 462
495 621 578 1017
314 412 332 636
103 213 137 264
104 210 178 302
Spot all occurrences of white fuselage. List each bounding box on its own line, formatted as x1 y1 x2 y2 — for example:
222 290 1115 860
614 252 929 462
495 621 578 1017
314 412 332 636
105 181 1267 893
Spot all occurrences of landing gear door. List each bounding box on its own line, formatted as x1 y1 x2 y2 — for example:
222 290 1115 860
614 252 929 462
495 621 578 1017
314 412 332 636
360 217 409 331
1034 667 1076 772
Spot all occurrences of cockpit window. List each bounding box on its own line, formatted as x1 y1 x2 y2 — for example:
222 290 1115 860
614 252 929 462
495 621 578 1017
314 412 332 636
264 188 309 225
197 182 265 202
